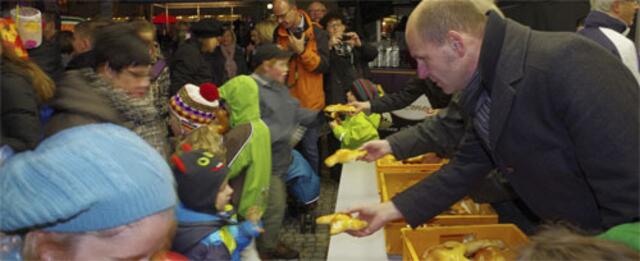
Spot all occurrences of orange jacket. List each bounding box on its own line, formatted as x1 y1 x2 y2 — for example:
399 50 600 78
275 10 330 110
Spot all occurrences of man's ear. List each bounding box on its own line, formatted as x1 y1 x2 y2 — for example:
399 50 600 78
611 1 621 14
82 38 92 52
446 31 466 57
24 231 65 261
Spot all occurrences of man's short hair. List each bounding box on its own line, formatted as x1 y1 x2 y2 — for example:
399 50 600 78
412 0 487 45
274 0 297 8
74 18 112 44
590 0 617 13
518 225 640 260
93 24 152 72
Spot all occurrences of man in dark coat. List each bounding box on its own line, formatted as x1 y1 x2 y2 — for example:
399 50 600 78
169 19 223 96
350 0 639 236
65 18 111 71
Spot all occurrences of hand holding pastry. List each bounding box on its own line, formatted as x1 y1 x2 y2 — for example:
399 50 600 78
325 149 367 167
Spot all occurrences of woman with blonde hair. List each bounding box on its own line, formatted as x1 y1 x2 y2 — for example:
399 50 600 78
246 20 278 67
1 33 56 152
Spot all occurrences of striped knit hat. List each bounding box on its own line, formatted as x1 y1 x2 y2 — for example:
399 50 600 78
351 78 382 102
169 83 220 132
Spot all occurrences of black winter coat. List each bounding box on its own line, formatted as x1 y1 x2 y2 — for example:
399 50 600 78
1 64 43 152
323 42 377 105
370 77 452 112
169 40 213 96
392 13 639 232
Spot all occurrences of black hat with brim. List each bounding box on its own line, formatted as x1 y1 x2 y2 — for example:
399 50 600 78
252 43 294 68
191 19 223 38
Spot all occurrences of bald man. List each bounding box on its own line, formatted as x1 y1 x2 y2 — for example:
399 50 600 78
348 0 639 237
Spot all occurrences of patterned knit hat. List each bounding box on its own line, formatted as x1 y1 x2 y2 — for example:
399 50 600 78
351 78 382 102
0 124 176 233
169 82 220 132
170 144 229 215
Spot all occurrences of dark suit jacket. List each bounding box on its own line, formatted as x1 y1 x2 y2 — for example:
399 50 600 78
392 14 639 232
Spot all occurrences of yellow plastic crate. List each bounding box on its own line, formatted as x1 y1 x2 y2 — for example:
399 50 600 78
401 224 529 261
376 154 448 174
379 171 499 255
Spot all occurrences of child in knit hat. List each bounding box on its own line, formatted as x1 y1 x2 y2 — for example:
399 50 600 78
170 145 263 261
168 82 228 138
0 124 177 260
329 78 382 150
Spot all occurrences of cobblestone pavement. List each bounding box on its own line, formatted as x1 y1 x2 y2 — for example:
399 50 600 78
277 171 339 261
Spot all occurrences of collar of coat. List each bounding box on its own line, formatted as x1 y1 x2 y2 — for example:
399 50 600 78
477 11 507 94
277 9 315 39
584 11 629 35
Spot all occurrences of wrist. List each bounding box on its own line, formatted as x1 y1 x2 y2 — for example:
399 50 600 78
381 201 403 222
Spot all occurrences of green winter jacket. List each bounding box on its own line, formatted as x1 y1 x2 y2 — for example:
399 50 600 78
598 222 640 252
219 75 272 217
332 112 380 150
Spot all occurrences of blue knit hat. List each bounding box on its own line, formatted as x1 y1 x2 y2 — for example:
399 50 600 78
0 124 177 233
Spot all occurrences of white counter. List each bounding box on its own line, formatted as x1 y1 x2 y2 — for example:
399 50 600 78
327 161 399 261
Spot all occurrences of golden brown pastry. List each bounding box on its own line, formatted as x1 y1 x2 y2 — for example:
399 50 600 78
325 149 367 167
422 241 470 261
402 154 425 164
421 152 443 163
471 247 506 261
316 213 368 235
464 239 505 257
324 104 357 113
401 153 443 164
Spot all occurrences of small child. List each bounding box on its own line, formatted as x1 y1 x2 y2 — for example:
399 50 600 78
329 79 382 150
170 145 263 261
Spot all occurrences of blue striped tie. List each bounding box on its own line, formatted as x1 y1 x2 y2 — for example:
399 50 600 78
473 90 492 147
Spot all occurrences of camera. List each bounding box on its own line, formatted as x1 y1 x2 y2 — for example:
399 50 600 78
334 42 353 56
339 34 353 42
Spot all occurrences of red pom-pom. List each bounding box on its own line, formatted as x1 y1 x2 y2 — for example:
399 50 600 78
181 143 193 152
199 83 219 102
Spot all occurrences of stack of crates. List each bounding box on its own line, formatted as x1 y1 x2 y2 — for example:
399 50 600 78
376 155 499 255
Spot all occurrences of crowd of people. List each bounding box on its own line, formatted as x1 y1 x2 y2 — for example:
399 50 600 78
0 0 639 260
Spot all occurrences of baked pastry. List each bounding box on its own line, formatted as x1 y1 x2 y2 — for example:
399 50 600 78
401 152 443 164
464 239 505 256
316 213 368 235
471 247 506 261
324 104 357 113
422 241 469 261
325 149 367 167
